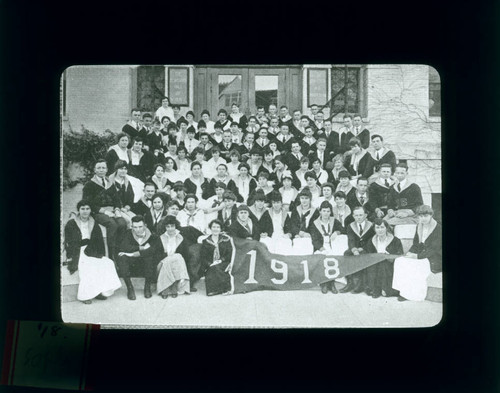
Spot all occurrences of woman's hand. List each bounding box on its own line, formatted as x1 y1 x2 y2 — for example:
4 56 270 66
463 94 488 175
298 231 310 238
405 252 418 259
260 232 268 238
330 233 338 242
118 252 133 257
386 209 396 218
104 210 115 218
376 209 385 218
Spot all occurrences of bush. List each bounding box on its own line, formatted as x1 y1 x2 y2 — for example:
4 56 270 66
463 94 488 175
62 127 116 190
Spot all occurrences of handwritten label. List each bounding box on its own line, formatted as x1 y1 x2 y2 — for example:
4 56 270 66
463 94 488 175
1 321 99 390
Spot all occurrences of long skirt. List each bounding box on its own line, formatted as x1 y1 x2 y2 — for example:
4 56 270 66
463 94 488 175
77 247 122 301
365 259 396 296
156 254 190 295
392 256 431 301
205 262 233 296
260 234 293 255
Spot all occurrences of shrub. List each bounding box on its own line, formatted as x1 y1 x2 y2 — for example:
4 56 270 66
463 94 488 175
62 127 116 190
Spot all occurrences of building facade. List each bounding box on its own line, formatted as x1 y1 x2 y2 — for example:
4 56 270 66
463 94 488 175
62 64 441 213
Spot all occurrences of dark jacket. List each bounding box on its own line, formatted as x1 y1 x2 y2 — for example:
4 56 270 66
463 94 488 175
228 219 261 241
284 206 319 239
309 217 344 252
387 181 423 212
345 220 375 252
409 222 442 273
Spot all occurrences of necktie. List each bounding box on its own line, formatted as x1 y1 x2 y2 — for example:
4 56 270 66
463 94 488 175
226 143 229 149
101 177 106 187
359 224 363 235
321 224 330 236
360 196 365 204
397 183 402 192
385 179 390 187
300 210 310 231
245 223 251 234
376 151 380 160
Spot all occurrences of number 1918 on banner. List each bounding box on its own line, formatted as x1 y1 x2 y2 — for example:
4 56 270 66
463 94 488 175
243 250 340 285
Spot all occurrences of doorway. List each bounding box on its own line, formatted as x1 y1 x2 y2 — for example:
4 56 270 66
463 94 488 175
194 66 302 119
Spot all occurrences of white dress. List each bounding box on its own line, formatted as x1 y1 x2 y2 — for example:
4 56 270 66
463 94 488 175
76 221 122 301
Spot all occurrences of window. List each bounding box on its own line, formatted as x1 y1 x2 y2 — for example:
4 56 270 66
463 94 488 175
331 66 362 116
137 66 165 113
429 67 441 117
255 75 278 110
168 67 190 106
218 75 243 112
307 69 328 107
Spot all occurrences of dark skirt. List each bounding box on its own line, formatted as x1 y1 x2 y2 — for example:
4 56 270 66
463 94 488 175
204 264 232 296
364 259 397 296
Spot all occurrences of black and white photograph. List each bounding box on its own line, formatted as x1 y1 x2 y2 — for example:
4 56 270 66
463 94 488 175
61 64 442 328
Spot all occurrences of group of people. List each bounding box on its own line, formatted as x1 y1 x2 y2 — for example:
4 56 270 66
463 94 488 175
63 96 442 305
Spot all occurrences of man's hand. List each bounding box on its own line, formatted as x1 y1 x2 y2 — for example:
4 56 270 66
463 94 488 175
352 250 360 256
405 252 418 259
298 231 311 238
139 243 150 251
118 252 134 257
376 209 385 218
260 232 268 238
386 209 396 218
104 210 115 218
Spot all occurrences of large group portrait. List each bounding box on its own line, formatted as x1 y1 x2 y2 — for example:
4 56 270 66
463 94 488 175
61 64 442 328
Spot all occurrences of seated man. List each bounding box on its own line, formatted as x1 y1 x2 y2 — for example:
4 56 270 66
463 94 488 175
300 126 317 156
117 215 161 300
370 134 397 174
347 177 375 220
386 163 423 225
284 188 319 255
228 204 260 241
82 159 128 260
285 141 305 173
275 124 296 155
341 206 375 294
131 182 157 217
122 108 143 148
308 138 328 170
219 129 239 162
369 163 394 219
349 114 371 149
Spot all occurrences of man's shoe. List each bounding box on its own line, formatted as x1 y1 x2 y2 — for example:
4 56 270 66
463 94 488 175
330 282 338 294
82 300 92 305
95 294 108 300
397 296 407 302
339 283 353 293
371 292 381 299
127 287 136 300
161 292 168 299
320 283 329 294
190 286 198 292
171 293 178 298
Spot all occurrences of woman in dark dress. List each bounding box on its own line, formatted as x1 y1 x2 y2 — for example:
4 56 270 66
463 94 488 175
106 159 136 227
364 218 404 298
199 220 236 296
392 205 442 301
144 193 168 235
64 200 122 304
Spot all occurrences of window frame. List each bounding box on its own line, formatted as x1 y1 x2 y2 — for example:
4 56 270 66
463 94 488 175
330 64 367 119
168 66 190 107
307 68 329 108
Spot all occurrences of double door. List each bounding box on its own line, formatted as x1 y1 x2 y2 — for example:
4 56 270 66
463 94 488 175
194 66 302 118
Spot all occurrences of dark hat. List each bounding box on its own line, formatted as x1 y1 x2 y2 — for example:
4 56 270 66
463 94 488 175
237 204 250 213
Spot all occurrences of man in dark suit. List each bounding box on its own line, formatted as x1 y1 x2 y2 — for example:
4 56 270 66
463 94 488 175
275 124 297 155
370 134 397 173
285 141 304 173
308 138 328 169
228 205 260 240
316 118 340 159
219 130 240 163
122 108 143 148
341 206 375 294
348 114 370 149
346 177 375 220
117 215 162 300
131 182 157 217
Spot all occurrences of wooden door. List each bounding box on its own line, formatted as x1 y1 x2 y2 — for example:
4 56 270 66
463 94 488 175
248 68 286 115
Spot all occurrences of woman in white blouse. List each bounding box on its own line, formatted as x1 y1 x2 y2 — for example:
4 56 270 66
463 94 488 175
233 162 257 204
176 193 207 233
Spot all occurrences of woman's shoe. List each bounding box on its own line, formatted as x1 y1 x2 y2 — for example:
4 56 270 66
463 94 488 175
171 293 178 298
82 300 92 305
372 292 381 299
161 293 169 299
397 296 407 302
95 294 107 300
330 283 338 294
320 283 329 294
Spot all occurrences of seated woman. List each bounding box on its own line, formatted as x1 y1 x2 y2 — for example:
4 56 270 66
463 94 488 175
302 171 322 207
362 218 404 298
170 181 187 209
64 200 122 304
247 172 274 207
106 133 144 200
233 162 257 204
200 181 227 225
127 136 155 182
261 191 293 254
335 170 355 199
163 156 181 185
208 163 238 198
176 193 207 233
227 149 242 178
249 190 273 241
268 155 288 190
228 205 261 241
392 205 442 301
294 157 310 190
217 191 238 231
156 216 191 299
106 160 136 227
144 193 168 235
174 146 191 181
310 157 329 185
199 219 236 296
328 154 348 189
268 140 280 159
259 147 275 174
284 188 319 255
279 171 298 212
310 201 348 294
149 163 171 196
184 161 211 202
332 191 354 234
345 137 374 181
